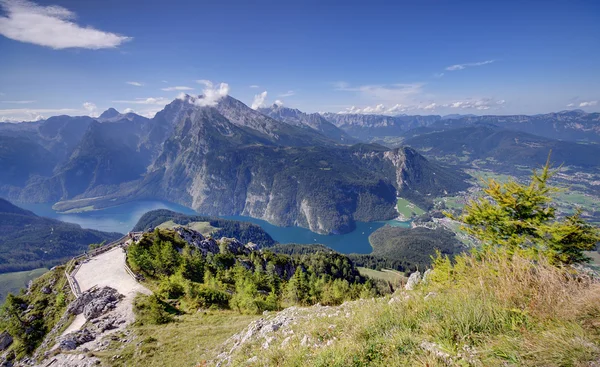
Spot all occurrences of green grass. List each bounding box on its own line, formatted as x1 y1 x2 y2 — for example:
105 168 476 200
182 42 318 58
358 267 406 284
396 198 425 218
187 221 218 236
437 196 466 210
0 268 48 303
95 311 258 367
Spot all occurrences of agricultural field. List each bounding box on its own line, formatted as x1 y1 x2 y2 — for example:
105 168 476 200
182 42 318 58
358 267 405 283
0 267 48 303
396 198 425 219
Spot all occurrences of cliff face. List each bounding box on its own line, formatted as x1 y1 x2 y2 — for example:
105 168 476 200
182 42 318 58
0 97 468 235
148 105 465 233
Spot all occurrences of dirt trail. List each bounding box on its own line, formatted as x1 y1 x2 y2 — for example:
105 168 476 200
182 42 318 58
62 247 150 335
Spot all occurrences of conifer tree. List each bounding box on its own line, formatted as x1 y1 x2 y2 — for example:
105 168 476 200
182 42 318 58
453 158 599 265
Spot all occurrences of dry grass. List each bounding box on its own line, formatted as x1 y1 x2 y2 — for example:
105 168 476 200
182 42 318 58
227 250 600 366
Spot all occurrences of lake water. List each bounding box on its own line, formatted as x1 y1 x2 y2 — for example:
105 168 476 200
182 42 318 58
17 201 410 254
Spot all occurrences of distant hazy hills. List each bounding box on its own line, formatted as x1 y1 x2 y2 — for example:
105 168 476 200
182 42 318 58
403 124 600 170
0 95 468 235
320 110 600 143
0 198 121 273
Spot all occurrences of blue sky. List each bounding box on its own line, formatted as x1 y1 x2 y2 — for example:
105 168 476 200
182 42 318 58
0 0 599 121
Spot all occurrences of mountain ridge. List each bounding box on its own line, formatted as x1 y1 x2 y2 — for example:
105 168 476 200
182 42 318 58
0 95 468 234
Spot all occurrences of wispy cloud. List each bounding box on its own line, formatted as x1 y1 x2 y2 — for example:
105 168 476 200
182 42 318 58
1 100 35 104
249 85 260 89
445 60 495 71
113 97 172 105
566 103 575 107
335 82 425 102
442 98 503 110
279 90 295 97
126 81 144 87
0 0 131 49
196 79 212 87
161 86 194 92
251 91 268 109
579 101 598 107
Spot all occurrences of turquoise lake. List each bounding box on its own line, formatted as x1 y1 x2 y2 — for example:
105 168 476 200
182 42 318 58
17 201 410 254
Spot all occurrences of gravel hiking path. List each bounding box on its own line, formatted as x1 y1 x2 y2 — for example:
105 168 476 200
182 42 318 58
62 247 151 335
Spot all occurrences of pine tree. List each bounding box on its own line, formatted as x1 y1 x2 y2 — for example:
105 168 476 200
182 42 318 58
453 158 599 265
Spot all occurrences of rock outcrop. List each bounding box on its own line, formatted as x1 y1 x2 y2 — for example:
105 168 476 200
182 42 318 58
0 332 12 351
405 271 422 290
67 287 122 319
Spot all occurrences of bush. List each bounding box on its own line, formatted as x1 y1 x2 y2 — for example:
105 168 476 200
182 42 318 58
133 294 174 325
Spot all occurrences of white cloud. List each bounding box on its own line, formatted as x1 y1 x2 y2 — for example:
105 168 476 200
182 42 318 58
161 86 194 92
445 60 495 71
433 73 445 78
123 108 135 114
196 79 213 87
126 81 144 87
251 91 268 110
113 97 171 105
196 81 229 106
0 107 77 121
1 100 35 104
579 101 598 107
338 104 395 114
566 103 575 107
337 97 504 115
82 101 98 117
177 81 230 107
249 85 259 89
279 90 295 97
0 0 131 49
274 100 284 106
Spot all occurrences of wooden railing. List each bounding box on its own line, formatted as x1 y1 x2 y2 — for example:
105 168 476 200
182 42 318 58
64 231 145 297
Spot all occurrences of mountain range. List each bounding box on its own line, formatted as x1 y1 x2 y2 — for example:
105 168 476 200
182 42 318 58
403 124 600 171
0 95 468 235
321 110 600 143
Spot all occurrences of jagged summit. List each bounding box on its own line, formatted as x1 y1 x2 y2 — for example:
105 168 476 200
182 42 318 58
258 104 357 144
98 107 120 120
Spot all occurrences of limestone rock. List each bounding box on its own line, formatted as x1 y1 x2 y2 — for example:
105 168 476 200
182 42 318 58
67 287 122 320
59 328 96 351
405 271 422 291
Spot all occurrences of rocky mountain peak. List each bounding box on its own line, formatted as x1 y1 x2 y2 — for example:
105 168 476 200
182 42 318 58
98 108 120 120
